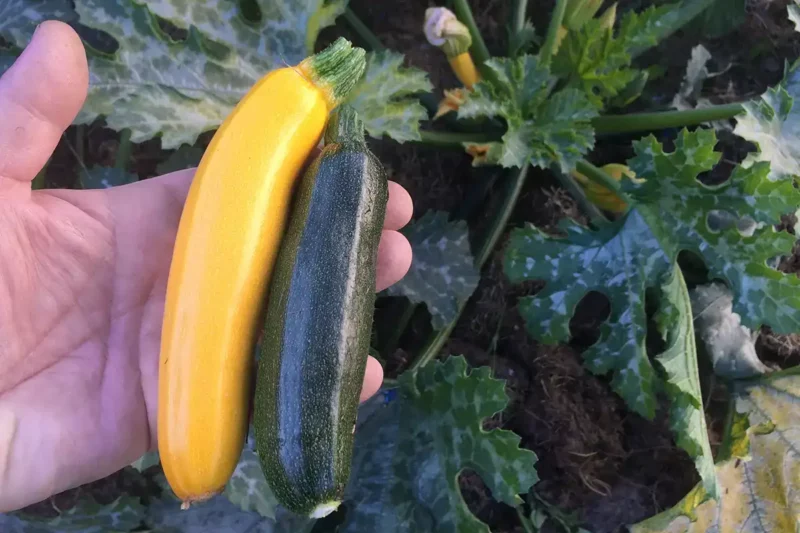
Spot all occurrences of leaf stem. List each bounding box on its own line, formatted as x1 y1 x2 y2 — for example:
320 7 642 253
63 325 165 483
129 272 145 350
409 165 530 373
592 103 744 135
575 159 633 209
452 0 492 74
553 170 609 227
512 0 530 36
539 0 568 66
342 7 385 51
115 128 132 171
382 300 417 362
416 129 499 147
517 506 535 533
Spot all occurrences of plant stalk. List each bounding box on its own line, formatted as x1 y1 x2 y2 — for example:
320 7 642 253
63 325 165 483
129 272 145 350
452 0 492 74
539 0 568 66
512 0 530 36
342 7 385 51
115 128 132 171
409 164 530 373
416 129 499 147
592 103 744 135
575 159 633 209
553 170 609 227
382 300 417 362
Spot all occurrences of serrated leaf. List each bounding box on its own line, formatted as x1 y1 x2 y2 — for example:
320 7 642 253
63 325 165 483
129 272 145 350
73 0 337 148
458 55 597 172
690 282 769 379
223 426 279 519
346 50 433 142
552 4 677 108
504 129 800 419
631 367 800 532
156 144 205 175
340 356 539 533
385 211 480 330
80 165 137 189
0 0 76 48
733 84 800 181
654 267 718 499
5 494 145 533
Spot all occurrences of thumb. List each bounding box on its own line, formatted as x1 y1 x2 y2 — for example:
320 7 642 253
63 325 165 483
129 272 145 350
0 21 88 195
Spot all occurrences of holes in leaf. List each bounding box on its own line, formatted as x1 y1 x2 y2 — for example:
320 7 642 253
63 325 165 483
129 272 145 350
153 15 188 42
72 22 119 55
239 0 263 24
706 210 759 236
568 291 611 351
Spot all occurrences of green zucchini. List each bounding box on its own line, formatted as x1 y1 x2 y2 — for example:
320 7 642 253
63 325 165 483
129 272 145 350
253 105 388 518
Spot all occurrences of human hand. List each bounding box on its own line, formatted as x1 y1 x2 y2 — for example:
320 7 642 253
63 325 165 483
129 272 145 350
0 21 412 513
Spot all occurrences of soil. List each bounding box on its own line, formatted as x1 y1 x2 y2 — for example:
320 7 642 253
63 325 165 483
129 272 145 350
20 0 800 531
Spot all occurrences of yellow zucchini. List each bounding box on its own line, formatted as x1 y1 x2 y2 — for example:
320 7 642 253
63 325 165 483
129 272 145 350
157 38 366 508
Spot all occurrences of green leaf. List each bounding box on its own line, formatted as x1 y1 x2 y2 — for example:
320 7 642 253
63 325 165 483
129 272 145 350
223 426 279 519
0 0 76 48
340 356 539 533
654 267 718 499
458 54 597 172
80 165 137 189
346 50 432 142
631 367 800 532
689 282 769 379
385 211 480 330
552 4 676 108
504 129 800 419
692 0 746 38
4 494 145 532
72 0 337 148
144 489 277 533
733 84 800 181
156 143 205 175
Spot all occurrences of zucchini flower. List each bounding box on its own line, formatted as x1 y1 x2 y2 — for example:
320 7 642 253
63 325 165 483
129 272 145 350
571 163 640 214
424 7 480 89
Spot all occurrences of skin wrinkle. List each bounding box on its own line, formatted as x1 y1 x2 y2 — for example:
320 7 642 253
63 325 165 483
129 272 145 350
0 406 18 491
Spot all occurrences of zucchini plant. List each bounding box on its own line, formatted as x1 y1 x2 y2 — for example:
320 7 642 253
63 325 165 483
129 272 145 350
1 0 799 531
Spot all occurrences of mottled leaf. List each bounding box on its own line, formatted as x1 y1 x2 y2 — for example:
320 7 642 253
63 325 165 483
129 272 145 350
631 367 800 532
144 489 277 533
690 282 769 379
346 50 433 142
458 54 597 172
3 494 145 532
156 143 205 175
385 211 480 330
73 0 339 148
0 0 75 48
733 84 800 181
80 165 137 189
341 356 539 533
505 129 800 418
223 426 279 519
654 267 718 498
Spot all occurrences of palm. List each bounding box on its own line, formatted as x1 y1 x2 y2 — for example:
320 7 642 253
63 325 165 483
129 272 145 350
0 22 412 513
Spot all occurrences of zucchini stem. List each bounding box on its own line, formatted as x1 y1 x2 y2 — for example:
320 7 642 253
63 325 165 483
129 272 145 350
539 0 569 66
415 129 500 147
300 38 367 108
553 169 609 227
409 164 530 373
511 0 529 36
592 103 744 135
